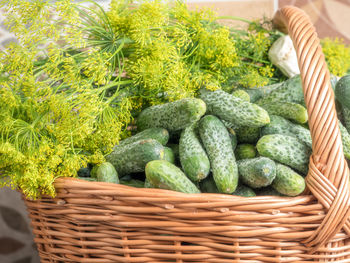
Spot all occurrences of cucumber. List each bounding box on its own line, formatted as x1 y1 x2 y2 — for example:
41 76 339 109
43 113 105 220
237 157 276 188
335 75 350 109
119 128 169 146
199 176 219 193
235 144 257 160
228 128 238 150
199 115 239 193
257 134 311 174
236 126 260 143
222 119 236 129
199 88 270 128
232 89 250 102
77 167 91 177
339 121 350 160
96 162 119 183
90 165 99 178
257 186 284 196
120 179 145 188
145 160 200 193
167 143 180 164
164 147 175 164
261 115 312 148
137 98 206 132
258 101 308 124
106 139 165 175
144 178 154 188
179 125 210 182
343 106 350 131
272 164 305 196
256 75 304 105
78 177 97 182
232 185 256 197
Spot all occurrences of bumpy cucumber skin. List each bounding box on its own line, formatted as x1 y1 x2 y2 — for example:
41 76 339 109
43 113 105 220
256 75 304 105
164 147 175 164
257 187 284 196
339 121 350 160
235 144 257 160
145 160 200 194
242 83 283 103
272 164 305 196
106 139 165 175
236 126 260 143
179 125 210 182
199 115 239 193
237 157 276 188
335 75 350 109
199 89 270 128
199 176 219 193
232 89 250 102
96 162 119 183
137 98 206 132
257 134 311 174
120 179 145 188
261 115 312 148
343 106 350 132
119 128 169 146
228 128 238 151
258 101 308 124
232 185 256 197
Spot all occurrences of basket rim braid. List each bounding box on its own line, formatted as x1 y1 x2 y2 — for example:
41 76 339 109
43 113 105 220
24 6 350 263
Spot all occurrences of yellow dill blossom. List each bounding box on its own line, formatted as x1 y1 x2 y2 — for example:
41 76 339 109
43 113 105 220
321 37 350 77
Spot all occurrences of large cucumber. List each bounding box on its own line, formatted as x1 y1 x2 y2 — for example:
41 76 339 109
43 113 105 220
145 160 200 194
96 162 119 183
335 75 350 109
237 157 276 188
236 126 260 143
119 128 169 146
261 115 312 147
272 164 305 196
257 134 311 174
199 89 270 128
179 125 210 182
199 115 239 193
137 98 206 132
106 139 164 175
258 101 308 124
235 144 257 160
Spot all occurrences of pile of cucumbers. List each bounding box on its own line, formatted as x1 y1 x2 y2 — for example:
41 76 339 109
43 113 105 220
78 74 350 197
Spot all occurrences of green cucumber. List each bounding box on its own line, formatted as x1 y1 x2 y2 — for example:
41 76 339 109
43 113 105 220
144 178 154 188
235 144 257 160
272 164 305 196
167 144 180 165
258 101 308 124
199 89 270 128
96 162 119 183
106 139 164 175
137 98 206 132
228 128 238 150
335 75 350 109
257 134 311 174
339 121 350 160
78 177 97 182
232 185 256 197
236 126 260 143
232 89 250 102
119 128 169 146
199 115 239 193
90 165 99 178
261 115 312 148
145 160 200 193
343 106 350 131
199 176 219 193
77 167 91 177
257 186 284 196
179 125 210 182
237 157 276 188
241 83 283 103
164 147 175 164
120 179 145 188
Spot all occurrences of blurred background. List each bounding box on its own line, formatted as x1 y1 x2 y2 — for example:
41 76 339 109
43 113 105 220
0 0 349 262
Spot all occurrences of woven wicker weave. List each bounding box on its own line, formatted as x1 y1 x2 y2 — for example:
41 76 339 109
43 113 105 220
24 6 350 262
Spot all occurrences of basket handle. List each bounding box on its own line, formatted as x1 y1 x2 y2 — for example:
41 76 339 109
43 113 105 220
273 6 350 252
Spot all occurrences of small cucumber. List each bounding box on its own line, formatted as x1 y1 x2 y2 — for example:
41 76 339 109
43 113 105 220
272 164 305 196
164 147 175 164
106 139 164 175
257 134 311 174
199 115 239 193
232 89 250 102
232 185 256 197
235 144 257 160
144 178 154 188
237 157 276 188
96 162 119 183
120 179 145 188
137 98 206 132
343 106 350 132
199 176 219 193
145 160 200 194
179 125 210 182
257 186 284 196
199 89 270 128
236 126 260 143
335 75 350 109
228 128 238 150
119 128 169 146
258 101 308 124
339 121 350 160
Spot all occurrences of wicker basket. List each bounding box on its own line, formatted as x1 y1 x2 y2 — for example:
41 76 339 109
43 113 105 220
24 6 350 262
